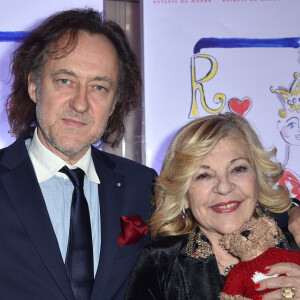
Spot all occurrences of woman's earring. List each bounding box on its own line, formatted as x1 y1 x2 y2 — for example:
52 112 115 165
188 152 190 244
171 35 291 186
182 207 187 219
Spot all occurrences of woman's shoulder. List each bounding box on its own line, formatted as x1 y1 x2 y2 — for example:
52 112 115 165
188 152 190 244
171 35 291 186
281 228 300 251
143 234 189 257
146 234 189 248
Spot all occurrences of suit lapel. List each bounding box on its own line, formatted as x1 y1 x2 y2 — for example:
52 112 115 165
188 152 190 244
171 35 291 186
90 149 124 300
0 137 75 300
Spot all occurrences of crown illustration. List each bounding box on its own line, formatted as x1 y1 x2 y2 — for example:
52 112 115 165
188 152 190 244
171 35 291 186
270 72 300 118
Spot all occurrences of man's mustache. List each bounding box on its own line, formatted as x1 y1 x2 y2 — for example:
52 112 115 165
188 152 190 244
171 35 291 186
59 111 94 124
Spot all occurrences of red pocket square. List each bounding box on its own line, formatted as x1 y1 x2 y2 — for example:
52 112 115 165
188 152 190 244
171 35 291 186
118 215 149 247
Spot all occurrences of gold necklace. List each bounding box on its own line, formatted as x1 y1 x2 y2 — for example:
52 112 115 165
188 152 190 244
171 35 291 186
186 227 238 276
186 228 213 259
216 260 236 276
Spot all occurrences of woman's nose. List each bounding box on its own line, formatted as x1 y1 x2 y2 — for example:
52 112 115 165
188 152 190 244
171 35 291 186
214 175 235 195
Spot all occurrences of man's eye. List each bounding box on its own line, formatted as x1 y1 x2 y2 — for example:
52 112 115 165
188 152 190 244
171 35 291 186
233 165 248 173
95 85 104 91
59 79 70 84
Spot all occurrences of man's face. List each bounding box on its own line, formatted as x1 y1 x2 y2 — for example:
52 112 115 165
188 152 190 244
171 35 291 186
28 31 119 164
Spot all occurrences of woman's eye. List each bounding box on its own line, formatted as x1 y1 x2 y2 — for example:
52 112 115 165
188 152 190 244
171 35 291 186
196 173 210 180
233 165 248 173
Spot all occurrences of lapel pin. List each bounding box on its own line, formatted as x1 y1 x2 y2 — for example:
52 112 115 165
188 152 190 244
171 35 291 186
116 182 122 187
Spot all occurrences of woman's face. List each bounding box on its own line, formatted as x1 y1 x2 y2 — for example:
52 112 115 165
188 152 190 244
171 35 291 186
186 136 258 238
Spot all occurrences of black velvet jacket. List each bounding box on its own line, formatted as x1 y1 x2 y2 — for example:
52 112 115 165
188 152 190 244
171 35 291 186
126 228 299 300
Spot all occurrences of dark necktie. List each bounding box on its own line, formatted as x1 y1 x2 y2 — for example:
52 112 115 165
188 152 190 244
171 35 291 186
60 166 94 300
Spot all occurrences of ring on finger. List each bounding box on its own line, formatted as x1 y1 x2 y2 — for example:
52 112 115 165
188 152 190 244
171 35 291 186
281 287 296 299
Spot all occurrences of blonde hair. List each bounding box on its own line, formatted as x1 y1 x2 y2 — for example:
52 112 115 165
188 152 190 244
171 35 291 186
150 113 290 239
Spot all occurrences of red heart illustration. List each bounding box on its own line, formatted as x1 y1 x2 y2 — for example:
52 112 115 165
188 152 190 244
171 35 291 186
228 98 252 116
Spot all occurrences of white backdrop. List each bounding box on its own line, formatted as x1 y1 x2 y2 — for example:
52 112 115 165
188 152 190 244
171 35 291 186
143 0 300 200
0 0 103 148
1 1 299 200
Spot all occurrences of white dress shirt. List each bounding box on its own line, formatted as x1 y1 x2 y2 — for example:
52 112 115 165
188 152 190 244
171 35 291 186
26 129 101 276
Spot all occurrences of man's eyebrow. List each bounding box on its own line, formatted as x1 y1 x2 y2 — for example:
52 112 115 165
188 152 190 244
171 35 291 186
51 69 76 78
51 70 114 88
92 76 114 88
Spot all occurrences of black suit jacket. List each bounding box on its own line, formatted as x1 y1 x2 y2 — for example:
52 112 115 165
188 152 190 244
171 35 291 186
0 136 156 300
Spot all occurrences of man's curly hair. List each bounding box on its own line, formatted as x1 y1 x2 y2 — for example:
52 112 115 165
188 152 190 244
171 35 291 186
6 8 142 147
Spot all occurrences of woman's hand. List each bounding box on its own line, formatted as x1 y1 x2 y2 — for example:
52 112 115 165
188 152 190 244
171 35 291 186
288 206 300 247
254 262 300 299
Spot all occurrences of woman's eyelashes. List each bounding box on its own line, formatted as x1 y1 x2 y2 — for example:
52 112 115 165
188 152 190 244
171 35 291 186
196 172 211 180
232 165 248 173
195 164 250 180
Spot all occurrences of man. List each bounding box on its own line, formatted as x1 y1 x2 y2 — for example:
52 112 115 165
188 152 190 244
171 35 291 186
0 8 156 300
2 8 300 300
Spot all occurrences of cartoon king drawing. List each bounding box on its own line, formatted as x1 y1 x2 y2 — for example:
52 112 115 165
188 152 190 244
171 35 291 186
271 72 300 200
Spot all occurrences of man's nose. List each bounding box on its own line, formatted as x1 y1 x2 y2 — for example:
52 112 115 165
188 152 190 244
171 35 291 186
70 85 89 112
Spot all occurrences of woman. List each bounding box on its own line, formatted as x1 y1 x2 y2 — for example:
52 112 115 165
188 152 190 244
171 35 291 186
126 113 300 300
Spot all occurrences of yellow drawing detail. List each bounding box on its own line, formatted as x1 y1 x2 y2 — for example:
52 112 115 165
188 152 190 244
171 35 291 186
270 72 300 118
189 54 225 117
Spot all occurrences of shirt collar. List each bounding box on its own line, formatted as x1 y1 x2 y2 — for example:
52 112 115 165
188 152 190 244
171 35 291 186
28 128 100 184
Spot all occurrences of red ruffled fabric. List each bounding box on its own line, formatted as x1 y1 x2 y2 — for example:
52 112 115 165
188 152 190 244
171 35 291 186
118 215 149 247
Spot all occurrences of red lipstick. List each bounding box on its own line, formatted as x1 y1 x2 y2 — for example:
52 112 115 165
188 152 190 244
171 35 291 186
210 201 242 213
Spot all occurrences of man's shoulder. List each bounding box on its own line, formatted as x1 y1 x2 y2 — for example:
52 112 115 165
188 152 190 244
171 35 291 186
0 136 28 171
0 136 27 152
92 147 157 177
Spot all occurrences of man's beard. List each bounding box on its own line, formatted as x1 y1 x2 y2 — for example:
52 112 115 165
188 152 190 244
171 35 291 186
35 101 105 157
